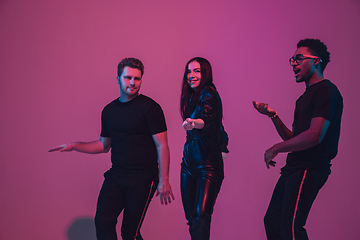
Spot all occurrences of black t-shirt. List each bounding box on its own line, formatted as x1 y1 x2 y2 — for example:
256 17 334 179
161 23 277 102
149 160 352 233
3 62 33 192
101 94 167 180
282 80 343 174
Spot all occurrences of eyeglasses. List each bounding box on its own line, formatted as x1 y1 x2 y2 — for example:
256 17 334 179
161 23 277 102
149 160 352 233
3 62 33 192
289 54 322 65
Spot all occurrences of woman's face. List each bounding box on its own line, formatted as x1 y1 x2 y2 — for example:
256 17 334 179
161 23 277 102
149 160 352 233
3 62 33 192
187 61 201 90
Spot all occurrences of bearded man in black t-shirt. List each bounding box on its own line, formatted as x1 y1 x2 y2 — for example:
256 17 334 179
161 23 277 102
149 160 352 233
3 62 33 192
253 39 343 240
49 58 174 240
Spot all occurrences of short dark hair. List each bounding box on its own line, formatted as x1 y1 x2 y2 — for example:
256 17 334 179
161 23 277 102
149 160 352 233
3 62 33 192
117 58 144 77
297 38 330 72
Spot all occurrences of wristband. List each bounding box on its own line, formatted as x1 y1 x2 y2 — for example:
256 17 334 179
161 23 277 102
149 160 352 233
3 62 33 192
269 112 278 119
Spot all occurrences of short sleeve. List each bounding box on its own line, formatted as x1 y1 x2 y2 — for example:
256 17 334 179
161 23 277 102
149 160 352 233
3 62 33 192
146 102 167 135
100 107 111 137
313 87 341 122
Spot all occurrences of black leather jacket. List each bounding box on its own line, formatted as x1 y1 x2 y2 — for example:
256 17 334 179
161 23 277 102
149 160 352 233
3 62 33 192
182 85 228 176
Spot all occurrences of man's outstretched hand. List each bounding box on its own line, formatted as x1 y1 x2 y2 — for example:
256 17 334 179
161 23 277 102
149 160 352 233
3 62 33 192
253 100 276 117
48 143 74 152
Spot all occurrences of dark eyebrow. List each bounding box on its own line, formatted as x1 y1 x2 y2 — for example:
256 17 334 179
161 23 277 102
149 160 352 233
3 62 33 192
124 75 140 78
187 67 201 72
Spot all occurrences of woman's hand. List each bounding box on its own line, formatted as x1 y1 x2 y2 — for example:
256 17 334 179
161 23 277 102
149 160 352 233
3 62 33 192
182 118 196 130
182 118 205 130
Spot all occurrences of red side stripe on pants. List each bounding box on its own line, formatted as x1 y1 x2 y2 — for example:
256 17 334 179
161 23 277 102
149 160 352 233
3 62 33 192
134 181 155 240
292 169 307 240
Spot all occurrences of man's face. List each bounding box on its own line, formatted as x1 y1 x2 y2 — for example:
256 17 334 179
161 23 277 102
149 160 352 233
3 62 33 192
291 47 317 83
118 66 142 99
187 61 201 90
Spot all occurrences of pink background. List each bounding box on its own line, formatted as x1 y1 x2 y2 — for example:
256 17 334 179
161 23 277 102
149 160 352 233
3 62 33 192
1 0 359 239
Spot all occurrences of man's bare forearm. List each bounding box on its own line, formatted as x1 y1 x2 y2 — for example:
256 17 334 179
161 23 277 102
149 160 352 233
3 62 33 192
72 140 108 154
271 115 293 141
157 144 170 182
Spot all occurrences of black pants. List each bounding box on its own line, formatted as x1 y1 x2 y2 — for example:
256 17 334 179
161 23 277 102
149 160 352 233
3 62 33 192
181 169 223 240
95 170 158 240
264 168 329 240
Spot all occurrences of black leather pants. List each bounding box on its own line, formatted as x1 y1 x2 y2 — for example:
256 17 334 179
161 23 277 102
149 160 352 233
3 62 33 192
181 169 223 240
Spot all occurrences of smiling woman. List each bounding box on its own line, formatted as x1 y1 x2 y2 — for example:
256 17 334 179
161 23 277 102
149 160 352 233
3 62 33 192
187 61 201 90
1 0 359 239
179 57 229 240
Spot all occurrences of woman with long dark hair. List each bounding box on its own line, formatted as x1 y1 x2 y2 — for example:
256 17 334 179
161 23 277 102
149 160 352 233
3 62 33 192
180 57 229 240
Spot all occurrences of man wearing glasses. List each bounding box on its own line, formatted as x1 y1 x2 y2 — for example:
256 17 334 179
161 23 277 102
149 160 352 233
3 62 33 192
253 39 343 240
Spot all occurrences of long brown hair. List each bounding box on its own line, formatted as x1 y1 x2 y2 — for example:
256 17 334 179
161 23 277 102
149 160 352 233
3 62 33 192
180 57 214 120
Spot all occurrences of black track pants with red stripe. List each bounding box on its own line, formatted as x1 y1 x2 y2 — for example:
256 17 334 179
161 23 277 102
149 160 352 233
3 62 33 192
95 170 158 240
264 168 329 240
